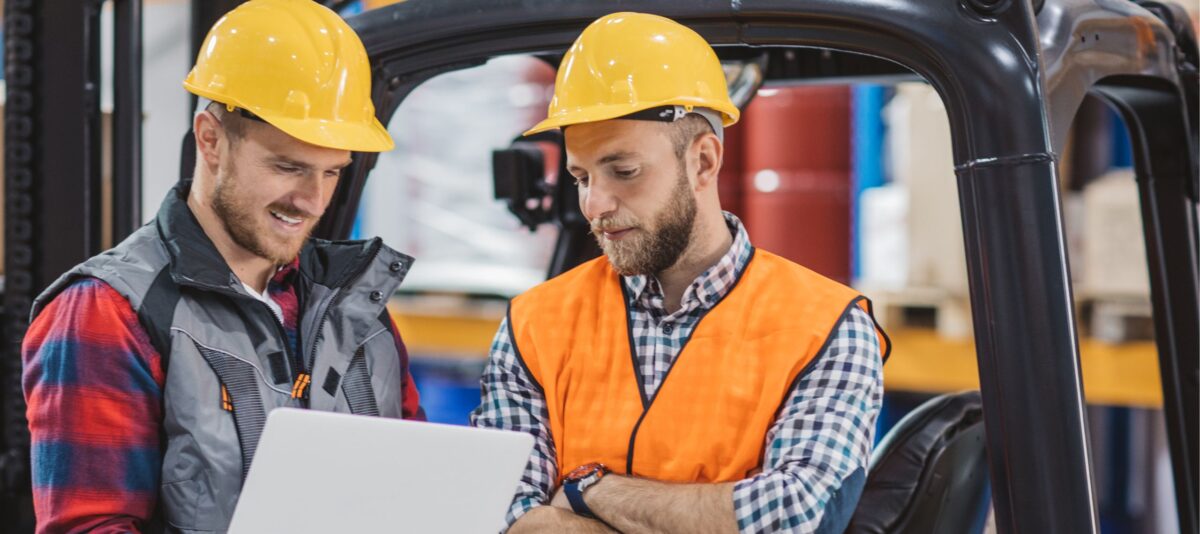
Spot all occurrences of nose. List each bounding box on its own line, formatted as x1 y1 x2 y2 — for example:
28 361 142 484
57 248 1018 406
581 177 618 221
290 172 328 216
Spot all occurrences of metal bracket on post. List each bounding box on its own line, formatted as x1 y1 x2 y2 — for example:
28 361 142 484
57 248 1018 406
1137 0 1199 199
1137 4 1198 105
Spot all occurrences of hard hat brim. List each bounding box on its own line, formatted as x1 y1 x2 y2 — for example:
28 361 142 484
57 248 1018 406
263 113 395 153
185 82 395 153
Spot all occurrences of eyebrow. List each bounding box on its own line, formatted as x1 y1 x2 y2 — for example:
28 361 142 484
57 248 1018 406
567 151 639 174
598 151 638 165
268 156 354 172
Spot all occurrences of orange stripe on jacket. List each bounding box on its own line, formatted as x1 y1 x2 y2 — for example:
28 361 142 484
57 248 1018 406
509 249 888 484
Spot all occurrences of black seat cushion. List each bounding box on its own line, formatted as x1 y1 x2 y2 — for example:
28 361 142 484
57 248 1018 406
846 390 989 534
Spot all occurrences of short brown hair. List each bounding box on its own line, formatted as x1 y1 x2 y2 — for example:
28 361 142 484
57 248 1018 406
206 101 248 143
668 114 715 161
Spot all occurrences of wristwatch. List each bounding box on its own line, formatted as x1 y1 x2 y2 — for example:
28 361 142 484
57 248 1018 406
562 462 609 519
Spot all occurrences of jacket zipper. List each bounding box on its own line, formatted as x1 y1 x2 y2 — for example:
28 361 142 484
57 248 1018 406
304 287 340 375
237 293 300 388
301 240 386 398
177 240 389 405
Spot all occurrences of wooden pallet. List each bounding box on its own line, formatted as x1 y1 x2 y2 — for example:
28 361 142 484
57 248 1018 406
1084 297 1154 343
865 286 973 340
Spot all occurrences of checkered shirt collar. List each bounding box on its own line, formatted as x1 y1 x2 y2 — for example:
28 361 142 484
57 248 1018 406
624 211 753 311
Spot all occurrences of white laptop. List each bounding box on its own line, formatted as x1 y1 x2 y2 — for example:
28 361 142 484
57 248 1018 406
228 408 533 534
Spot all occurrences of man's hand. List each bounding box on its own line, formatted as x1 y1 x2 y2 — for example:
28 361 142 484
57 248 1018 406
530 474 738 533
507 506 617 533
549 485 571 510
583 475 738 534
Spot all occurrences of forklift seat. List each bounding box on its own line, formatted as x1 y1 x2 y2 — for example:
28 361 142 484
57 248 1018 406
846 390 990 534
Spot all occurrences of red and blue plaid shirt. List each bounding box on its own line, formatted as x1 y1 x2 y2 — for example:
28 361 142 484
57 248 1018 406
22 261 424 533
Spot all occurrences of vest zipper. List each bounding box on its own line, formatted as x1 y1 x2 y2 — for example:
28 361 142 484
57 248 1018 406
243 295 301 387
304 287 340 376
171 239 391 404
300 239 386 399
185 271 297 379
195 290 303 404
258 300 299 376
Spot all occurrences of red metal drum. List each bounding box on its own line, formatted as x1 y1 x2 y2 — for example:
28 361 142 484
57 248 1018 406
741 85 853 284
717 123 745 218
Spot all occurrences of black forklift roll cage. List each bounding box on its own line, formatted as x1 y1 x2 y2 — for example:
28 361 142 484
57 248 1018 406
2 1 1196 533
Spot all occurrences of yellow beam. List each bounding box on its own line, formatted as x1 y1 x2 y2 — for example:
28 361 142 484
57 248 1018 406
392 306 1164 408
390 301 503 358
883 329 1163 408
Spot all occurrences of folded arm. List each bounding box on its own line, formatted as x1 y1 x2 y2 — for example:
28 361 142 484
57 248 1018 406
558 307 884 534
472 307 883 534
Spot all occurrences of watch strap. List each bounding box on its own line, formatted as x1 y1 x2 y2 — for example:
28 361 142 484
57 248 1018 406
564 479 598 519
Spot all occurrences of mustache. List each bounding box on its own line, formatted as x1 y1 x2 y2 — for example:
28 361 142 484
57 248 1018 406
268 204 318 220
590 216 638 233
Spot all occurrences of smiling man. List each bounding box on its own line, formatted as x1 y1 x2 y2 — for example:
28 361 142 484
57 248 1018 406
471 12 889 534
21 1 422 532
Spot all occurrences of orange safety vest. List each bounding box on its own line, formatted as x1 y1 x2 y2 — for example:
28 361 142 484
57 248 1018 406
509 249 889 484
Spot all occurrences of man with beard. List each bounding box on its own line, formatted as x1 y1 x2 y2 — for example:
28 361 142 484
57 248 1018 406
471 12 889 534
22 1 422 532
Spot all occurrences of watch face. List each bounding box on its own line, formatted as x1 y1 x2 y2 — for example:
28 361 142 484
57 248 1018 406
565 462 607 482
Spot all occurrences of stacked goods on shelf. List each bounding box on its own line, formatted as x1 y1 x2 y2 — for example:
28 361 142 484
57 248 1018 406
864 82 972 339
851 85 891 286
1079 169 1154 342
857 184 908 291
888 84 969 297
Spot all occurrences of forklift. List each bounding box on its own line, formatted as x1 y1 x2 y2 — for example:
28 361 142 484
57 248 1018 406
1 0 1195 532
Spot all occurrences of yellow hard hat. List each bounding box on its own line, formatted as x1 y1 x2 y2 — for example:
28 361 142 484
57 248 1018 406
525 12 740 136
184 0 393 152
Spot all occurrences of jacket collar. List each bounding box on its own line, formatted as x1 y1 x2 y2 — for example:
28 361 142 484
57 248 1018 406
155 183 242 291
154 182 413 293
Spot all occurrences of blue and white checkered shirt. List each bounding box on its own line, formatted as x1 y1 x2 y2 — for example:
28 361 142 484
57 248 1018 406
470 212 884 533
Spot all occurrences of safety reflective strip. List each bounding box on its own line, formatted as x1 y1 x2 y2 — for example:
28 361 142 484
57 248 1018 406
291 373 311 399
191 340 268 482
341 347 379 416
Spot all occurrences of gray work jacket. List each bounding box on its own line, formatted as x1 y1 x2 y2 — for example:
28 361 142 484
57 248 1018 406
32 184 414 533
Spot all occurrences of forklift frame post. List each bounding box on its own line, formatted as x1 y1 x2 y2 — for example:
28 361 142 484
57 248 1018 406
1097 82 1199 534
113 0 145 242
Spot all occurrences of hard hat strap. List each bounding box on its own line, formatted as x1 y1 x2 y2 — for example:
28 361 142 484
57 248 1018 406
235 107 268 124
619 105 724 143
193 97 266 124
